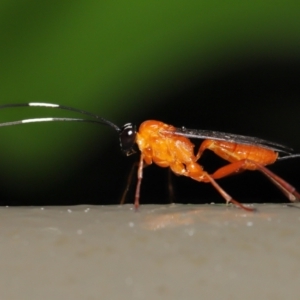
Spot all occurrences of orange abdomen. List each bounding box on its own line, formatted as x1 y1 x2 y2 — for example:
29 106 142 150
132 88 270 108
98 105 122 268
206 140 278 167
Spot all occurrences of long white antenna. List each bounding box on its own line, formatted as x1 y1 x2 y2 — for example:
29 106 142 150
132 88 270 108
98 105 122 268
0 117 112 127
0 102 121 132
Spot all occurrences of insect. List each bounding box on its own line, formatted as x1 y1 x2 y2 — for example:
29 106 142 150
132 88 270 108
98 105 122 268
0 102 300 212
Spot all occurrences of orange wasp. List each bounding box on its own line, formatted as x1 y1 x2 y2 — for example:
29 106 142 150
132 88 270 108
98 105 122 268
1 102 300 212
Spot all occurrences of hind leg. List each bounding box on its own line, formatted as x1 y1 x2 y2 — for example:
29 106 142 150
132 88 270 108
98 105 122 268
181 162 255 211
203 159 300 203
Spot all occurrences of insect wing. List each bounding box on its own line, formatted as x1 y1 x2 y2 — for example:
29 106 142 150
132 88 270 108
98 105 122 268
163 127 293 154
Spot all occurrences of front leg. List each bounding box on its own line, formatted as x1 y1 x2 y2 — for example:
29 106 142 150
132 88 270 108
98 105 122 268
134 154 145 209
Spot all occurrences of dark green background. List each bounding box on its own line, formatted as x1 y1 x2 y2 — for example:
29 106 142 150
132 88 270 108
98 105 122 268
0 1 299 205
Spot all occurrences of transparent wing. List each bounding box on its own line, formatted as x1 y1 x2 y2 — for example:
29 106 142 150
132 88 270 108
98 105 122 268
163 127 293 154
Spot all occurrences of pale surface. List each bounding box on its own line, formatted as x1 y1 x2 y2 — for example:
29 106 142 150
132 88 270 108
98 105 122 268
0 204 299 300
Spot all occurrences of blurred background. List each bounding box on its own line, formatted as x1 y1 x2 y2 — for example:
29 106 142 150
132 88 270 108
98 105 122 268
0 1 299 206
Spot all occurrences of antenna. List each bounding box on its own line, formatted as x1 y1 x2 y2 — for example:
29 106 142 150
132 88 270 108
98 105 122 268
0 102 137 155
0 117 117 128
0 102 121 132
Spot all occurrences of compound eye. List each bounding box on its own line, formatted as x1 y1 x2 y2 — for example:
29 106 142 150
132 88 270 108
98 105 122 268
119 123 137 155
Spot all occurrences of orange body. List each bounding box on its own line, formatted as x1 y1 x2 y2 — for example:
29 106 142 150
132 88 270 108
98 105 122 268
136 120 277 179
131 120 298 212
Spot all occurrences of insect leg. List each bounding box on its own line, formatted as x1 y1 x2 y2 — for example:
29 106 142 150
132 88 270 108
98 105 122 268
195 140 212 161
252 162 300 202
167 169 175 204
209 160 250 179
120 161 139 205
204 173 255 212
134 154 144 209
120 156 150 207
207 160 300 203
173 161 253 211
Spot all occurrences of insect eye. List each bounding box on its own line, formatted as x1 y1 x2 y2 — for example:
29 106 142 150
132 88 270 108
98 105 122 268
119 123 137 156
